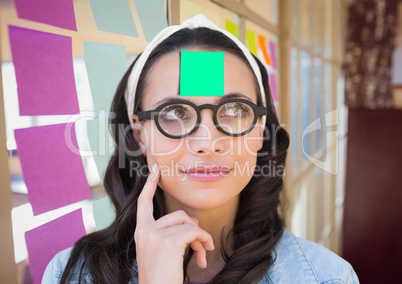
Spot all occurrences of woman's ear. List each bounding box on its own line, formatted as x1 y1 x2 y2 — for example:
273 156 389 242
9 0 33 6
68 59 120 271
132 114 143 144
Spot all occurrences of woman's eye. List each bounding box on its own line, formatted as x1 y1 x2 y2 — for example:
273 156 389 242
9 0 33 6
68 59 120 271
162 105 190 120
220 103 250 117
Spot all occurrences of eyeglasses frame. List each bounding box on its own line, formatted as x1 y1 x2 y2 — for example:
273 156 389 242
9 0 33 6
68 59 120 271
137 98 267 139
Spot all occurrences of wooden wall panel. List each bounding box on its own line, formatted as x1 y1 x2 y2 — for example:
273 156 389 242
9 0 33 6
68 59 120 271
343 109 402 283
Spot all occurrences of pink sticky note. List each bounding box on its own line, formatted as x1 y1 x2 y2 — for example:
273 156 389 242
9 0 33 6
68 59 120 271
269 73 279 101
15 123 91 215
14 0 77 30
9 26 79 116
25 209 86 284
269 40 278 69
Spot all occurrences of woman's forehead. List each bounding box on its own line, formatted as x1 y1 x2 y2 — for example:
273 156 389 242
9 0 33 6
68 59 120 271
141 50 257 108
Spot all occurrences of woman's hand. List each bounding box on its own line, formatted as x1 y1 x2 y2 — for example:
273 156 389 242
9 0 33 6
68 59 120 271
134 163 215 284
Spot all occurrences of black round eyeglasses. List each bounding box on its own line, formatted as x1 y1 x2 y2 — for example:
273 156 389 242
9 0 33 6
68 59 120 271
137 98 266 139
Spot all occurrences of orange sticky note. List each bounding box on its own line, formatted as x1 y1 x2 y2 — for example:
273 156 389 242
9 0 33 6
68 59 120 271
258 34 272 66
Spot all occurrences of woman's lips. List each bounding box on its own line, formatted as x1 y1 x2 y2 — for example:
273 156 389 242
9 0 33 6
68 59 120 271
183 166 231 181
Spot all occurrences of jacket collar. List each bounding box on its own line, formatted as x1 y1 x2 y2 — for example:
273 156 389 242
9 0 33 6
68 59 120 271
259 230 319 284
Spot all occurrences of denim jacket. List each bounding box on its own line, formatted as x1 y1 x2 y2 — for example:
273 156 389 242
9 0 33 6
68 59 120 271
42 230 359 283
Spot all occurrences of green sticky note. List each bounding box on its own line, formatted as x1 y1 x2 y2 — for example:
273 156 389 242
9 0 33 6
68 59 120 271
93 196 116 231
88 0 138 37
134 0 168 42
225 19 239 38
246 29 258 57
84 41 127 112
86 117 114 185
180 51 224 97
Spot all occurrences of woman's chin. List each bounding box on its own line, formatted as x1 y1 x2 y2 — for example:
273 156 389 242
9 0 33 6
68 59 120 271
160 185 239 211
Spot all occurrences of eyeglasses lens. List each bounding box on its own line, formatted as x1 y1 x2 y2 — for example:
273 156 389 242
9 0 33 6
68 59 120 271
157 102 255 137
217 102 254 134
158 104 197 136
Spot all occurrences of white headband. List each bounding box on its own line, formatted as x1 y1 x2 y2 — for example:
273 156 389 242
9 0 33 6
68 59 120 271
124 14 266 127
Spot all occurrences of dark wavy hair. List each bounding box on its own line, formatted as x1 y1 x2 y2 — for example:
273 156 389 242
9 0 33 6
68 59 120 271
61 27 289 284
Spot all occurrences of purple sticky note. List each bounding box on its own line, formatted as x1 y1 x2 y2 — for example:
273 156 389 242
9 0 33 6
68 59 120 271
25 209 86 284
9 26 79 116
14 0 77 30
269 40 278 69
269 73 279 101
15 123 91 215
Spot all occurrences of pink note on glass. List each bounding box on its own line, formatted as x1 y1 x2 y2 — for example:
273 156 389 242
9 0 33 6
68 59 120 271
268 40 278 69
14 0 77 30
269 73 279 102
14 123 91 215
9 26 79 116
25 209 86 284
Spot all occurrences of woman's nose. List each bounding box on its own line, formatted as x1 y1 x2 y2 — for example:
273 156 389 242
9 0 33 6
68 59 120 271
186 109 226 156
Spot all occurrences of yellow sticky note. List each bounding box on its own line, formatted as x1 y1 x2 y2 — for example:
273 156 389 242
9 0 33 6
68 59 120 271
225 19 239 38
246 29 257 57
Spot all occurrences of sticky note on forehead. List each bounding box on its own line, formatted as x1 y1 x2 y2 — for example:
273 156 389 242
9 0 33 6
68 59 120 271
180 51 224 96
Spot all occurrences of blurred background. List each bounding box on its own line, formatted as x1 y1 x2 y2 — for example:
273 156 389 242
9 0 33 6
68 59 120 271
1 0 401 283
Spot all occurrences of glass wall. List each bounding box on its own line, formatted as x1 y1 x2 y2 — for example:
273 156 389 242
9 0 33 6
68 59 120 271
287 0 345 252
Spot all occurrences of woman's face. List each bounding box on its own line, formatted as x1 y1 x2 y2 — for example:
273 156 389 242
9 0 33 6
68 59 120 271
135 48 264 211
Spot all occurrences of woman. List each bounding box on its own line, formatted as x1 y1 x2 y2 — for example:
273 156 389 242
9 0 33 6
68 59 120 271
44 15 358 283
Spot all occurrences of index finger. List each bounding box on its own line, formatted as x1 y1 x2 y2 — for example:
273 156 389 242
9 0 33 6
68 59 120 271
136 163 160 227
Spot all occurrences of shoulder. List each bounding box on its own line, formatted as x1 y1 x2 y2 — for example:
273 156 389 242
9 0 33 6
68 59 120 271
42 247 92 284
259 230 359 284
42 247 72 283
42 247 139 284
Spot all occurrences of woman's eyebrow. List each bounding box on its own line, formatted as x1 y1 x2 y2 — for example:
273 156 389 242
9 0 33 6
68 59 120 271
151 92 252 108
218 92 253 103
151 96 186 108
